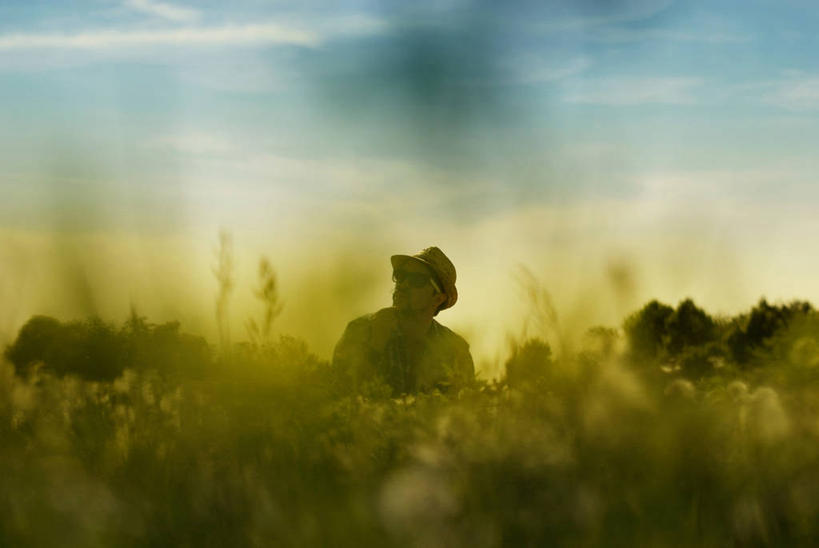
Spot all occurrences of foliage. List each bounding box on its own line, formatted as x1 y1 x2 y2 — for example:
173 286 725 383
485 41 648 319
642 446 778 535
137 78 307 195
4 312 210 381
623 299 674 363
246 257 284 347
503 338 552 388
213 229 235 353
623 297 816 380
3 295 819 545
726 299 813 365
665 298 717 355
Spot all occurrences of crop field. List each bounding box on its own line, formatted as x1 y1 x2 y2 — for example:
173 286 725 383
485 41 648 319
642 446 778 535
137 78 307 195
3 298 819 547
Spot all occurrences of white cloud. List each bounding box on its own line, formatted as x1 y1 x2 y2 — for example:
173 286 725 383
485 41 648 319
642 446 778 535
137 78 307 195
532 0 673 33
0 14 388 53
125 0 200 23
764 76 819 110
315 14 389 38
633 168 819 213
0 24 321 50
505 56 591 85
593 27 748 44
564 77 701 106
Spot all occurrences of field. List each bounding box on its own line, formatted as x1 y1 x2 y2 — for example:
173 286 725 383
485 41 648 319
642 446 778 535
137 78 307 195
3 298 819 547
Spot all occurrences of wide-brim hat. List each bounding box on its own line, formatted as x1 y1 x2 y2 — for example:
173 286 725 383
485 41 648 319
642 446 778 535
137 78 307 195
390 246 458 311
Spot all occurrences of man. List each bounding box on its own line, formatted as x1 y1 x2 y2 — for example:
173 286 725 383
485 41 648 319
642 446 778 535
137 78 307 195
333 247 474 396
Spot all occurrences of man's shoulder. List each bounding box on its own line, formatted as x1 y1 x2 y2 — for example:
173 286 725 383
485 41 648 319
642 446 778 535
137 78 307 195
431 320 470 351
334 314 377 365
340 313 376 339
429 320 475 382
346 313 375 329
344 307 399 331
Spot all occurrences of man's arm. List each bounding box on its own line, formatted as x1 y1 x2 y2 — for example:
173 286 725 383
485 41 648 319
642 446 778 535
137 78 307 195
332 309 399 389
425 328 475 393
453 338 475 388
332 316 370 387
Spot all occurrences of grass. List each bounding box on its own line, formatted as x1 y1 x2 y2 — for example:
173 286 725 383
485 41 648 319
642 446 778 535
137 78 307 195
3 304 819 546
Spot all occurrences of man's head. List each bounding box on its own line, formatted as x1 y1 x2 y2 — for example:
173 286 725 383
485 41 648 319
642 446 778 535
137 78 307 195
390 247 457 317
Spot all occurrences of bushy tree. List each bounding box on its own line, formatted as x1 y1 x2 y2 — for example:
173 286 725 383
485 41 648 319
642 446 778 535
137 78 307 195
665 298 717 355
623 300 674 362
504 338 552 387
4 316 124 380
121 312 211 379
5 314 210 381
624 298 722 380
727 299 813 365
4 315 64 377
677 343 724 380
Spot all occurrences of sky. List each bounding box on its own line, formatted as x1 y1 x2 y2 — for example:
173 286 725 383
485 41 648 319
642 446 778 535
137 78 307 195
2 0 819 376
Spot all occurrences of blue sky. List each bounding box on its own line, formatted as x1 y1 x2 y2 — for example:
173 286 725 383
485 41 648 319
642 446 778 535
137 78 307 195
2 0 819 365
2 0 819 222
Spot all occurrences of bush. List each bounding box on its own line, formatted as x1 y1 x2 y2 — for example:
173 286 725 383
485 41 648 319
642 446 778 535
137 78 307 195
623 300 674 363
504 338 552 387
5 314 210 381
4 298 819 546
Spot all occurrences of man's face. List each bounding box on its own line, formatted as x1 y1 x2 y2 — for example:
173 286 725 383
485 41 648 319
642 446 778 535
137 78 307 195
392 260 445 315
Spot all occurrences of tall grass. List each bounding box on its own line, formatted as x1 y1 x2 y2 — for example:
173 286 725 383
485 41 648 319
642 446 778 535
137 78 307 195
3 245 819 545
3 302 819 546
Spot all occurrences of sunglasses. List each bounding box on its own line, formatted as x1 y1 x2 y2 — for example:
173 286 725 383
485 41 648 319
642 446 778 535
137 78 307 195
392 269 443 293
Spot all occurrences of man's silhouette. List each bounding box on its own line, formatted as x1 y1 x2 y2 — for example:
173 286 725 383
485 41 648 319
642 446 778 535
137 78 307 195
333 247 474 395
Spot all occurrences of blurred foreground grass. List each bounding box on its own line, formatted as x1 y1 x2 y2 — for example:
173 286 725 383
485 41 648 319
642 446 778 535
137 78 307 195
3 300 819 546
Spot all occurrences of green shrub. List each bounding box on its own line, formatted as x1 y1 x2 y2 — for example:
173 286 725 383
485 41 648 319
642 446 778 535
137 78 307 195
3 298 819 546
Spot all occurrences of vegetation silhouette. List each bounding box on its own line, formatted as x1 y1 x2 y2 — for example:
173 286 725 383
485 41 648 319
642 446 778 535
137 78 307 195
213 229 235 355
727 298 814 365
622 297 814 380
245 257 284 349
5 311 210 381
4 283 819 545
